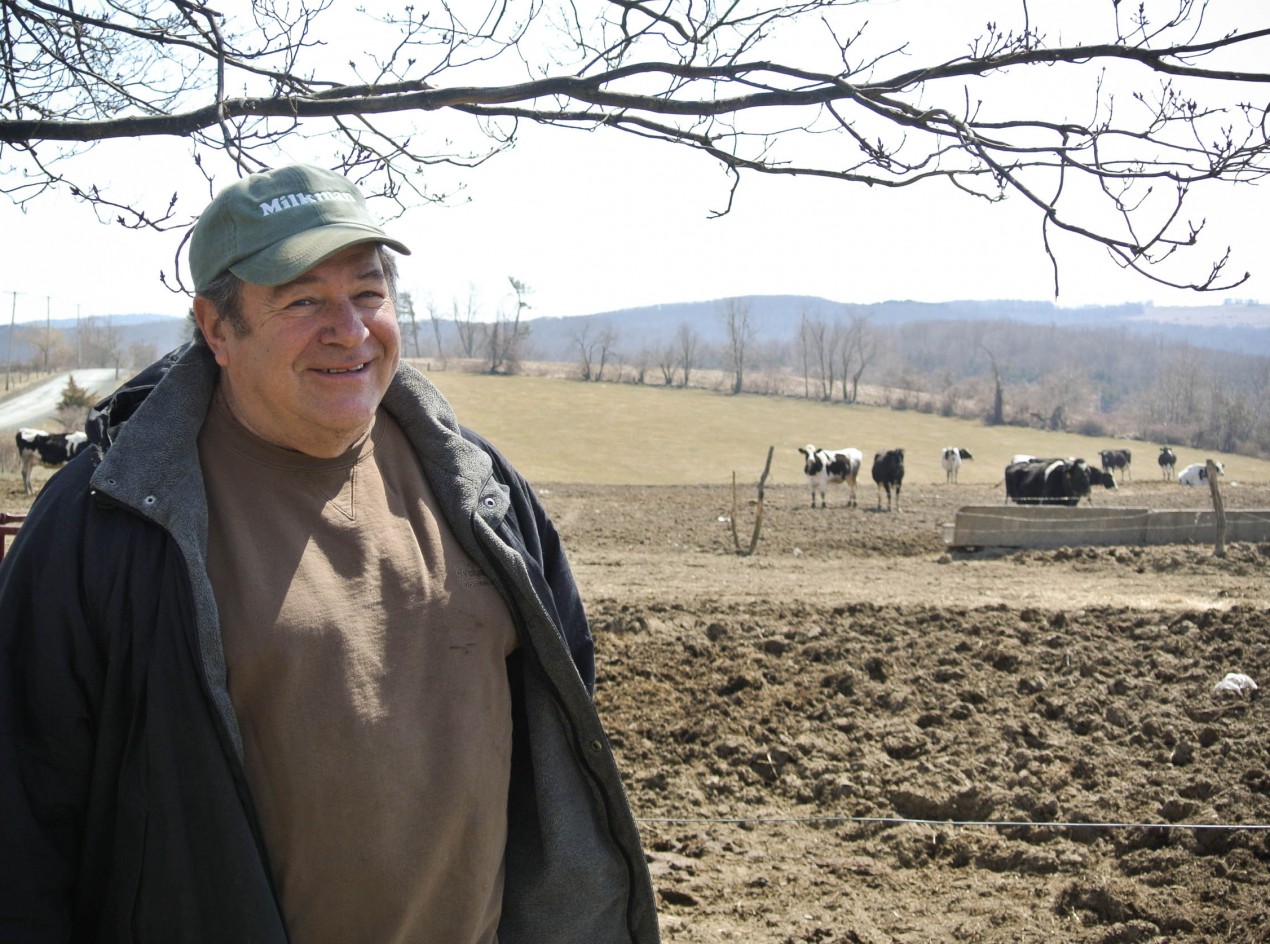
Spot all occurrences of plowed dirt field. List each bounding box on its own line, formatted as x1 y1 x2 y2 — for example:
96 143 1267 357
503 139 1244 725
539 477 1270 944
6 472 1269 943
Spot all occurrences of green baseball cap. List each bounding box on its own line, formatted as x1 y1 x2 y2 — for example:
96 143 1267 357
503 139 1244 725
189 163 411 292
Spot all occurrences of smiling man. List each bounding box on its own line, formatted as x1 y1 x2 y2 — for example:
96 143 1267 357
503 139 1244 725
0 165 659 944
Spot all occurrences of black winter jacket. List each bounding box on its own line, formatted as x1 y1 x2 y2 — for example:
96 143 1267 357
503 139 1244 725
0 344 659 944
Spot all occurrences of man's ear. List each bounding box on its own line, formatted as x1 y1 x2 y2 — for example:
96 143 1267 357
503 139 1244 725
192 296 232 368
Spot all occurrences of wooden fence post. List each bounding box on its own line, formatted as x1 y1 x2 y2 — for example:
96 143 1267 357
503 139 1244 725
731 446 775 556
1206 459 1226 558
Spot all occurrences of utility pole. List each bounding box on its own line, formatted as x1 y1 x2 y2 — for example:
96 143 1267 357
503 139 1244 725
45 295 51 372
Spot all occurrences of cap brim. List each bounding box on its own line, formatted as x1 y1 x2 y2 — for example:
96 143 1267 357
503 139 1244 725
229 223 411 287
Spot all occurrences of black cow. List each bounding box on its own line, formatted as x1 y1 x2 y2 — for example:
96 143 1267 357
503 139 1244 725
1158 447 1177 481
1099 448 1132 483
1004 457 1098 506
16 428 89 495
871 448 904 511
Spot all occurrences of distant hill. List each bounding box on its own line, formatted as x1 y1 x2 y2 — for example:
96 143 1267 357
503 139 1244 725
0 314 191 371
508 297 1270 361
6 296 1269 372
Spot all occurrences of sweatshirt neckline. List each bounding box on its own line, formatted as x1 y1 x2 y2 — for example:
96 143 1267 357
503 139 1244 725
203 388 375 472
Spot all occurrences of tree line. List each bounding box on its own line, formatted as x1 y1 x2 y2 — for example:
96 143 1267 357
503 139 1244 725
402 292 1270 460
2 319 158 390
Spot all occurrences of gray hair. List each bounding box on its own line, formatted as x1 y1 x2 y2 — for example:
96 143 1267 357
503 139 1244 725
189 245 401 346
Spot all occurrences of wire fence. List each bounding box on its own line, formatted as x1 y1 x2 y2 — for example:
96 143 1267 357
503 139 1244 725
635 812 1270 832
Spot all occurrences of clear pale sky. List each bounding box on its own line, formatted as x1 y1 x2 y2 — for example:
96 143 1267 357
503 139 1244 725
3 1 1266 326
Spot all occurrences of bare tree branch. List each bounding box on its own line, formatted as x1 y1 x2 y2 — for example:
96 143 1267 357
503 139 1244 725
2 0 1267 294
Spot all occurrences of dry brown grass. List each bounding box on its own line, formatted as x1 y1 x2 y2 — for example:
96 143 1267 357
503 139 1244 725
412 361 1270 487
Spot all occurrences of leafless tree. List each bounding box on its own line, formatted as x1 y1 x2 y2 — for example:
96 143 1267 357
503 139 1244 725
593 324 619 382
574 322 600 381
797 312 843 401
12 323 65 374
722 298 756 395
397 290 422 359
797 314 811 398
1145 347 1206 426
628 347 651 385
78 316 123 374
426 299 447 364
3 2 1268 295
840 313 876 403
674 322 701 388
656 342 678 387
981 343 1006 426
452 288 482 359
486 276 531 375
573 321 619 381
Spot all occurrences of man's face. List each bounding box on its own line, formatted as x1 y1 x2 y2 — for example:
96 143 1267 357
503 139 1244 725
196 243 400 458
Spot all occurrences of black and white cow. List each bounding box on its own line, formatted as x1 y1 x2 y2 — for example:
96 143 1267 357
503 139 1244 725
16 428 89 495
1004 457 1099 506
871 448 904 512
1158 447 1177 481
1178 461 1224 487
798 444 864 508
1084 465 1119 501
940 446 973 484
1099 447 1132 483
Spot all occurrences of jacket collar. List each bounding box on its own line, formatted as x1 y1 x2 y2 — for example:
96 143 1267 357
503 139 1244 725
88 343 507 538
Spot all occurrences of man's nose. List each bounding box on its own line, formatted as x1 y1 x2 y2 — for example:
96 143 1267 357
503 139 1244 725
320 297 372 343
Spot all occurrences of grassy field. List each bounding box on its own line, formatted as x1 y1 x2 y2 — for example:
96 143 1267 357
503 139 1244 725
417 364 1270 487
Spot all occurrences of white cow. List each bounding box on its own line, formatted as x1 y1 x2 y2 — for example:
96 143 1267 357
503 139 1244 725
940 446 973 484
1178 461 1224 487
798 444 864 508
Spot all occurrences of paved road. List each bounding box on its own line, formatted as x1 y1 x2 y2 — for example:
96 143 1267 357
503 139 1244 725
0 368 123 431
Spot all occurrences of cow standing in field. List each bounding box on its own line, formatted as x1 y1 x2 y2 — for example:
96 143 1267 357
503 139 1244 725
1099 448 1132 483
1178 461 1224 487
16 428 89 495
1004 457 1102 506
1084 465 1119 502
1158 447 1177 480
871 448 905 511
798 444 864 508
940 446 973 484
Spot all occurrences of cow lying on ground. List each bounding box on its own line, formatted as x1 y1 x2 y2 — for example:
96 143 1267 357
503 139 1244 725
1004 457 1114 506
1158 447 1177 480
1099 448 1132 483
940 446 973 484
16 428 89 495
1178 461 1224 487
871 448 904 511
798 444 863 508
